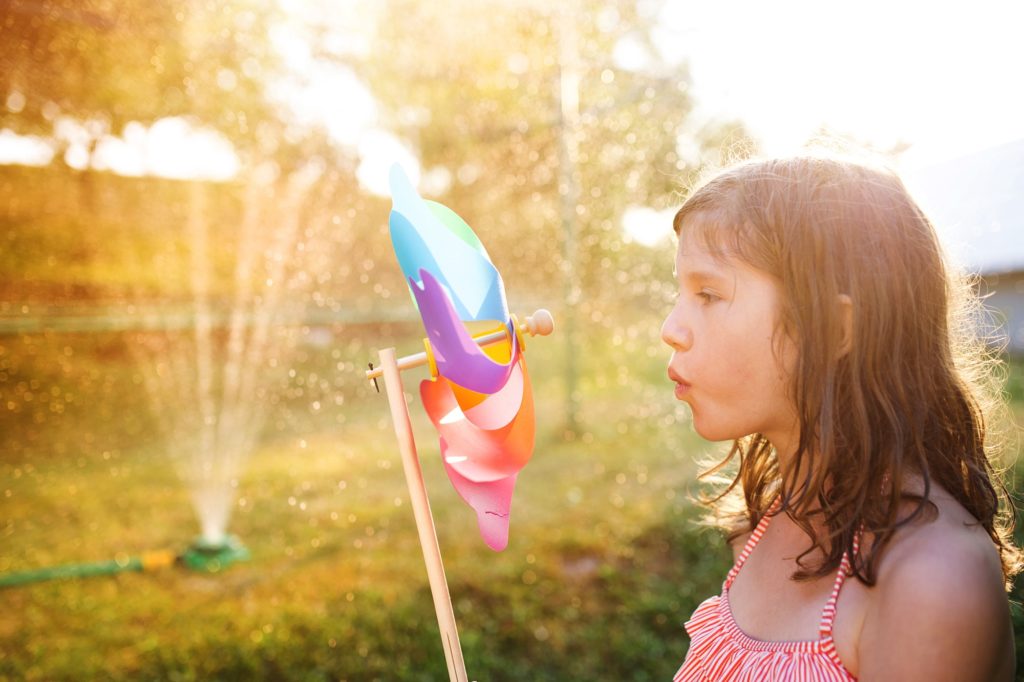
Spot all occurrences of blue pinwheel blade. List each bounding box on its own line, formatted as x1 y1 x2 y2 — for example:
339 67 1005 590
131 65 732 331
388 164 508 323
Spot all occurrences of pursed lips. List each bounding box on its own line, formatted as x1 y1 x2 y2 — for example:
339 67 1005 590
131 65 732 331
667 367 690 385
667 368 692 397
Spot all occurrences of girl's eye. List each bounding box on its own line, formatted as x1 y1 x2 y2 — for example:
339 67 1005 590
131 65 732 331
697 289 719 304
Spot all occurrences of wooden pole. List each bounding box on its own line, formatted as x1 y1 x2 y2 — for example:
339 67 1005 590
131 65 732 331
378 347 469 682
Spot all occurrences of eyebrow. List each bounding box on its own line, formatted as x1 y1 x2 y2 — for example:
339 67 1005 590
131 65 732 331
673 268 729 284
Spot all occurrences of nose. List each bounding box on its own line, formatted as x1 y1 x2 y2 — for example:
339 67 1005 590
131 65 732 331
660 306 693 352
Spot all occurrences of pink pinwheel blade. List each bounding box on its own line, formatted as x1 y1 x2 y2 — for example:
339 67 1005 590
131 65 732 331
419 361 535 483
461 361 525 430
439 440 518 552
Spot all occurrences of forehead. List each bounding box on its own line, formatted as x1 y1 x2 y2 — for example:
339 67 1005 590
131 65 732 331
672 214 782 299
677 205 744 251
673 225 739 280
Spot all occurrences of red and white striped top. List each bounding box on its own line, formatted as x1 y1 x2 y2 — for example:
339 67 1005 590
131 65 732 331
673 499 860 681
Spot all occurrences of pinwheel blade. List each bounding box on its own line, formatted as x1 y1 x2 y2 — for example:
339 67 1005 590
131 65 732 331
388 164 536 551
420 360 534 483
389 165 507 322
439 454 517 553
410 269 518 394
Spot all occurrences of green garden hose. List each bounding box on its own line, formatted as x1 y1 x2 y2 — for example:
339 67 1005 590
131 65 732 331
0 549 177 588
0 535 250 588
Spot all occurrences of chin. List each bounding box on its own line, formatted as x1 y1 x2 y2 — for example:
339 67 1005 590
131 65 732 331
690 416 745 443
693 428 737 443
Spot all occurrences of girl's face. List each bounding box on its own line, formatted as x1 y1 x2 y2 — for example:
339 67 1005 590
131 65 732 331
661 226 799 452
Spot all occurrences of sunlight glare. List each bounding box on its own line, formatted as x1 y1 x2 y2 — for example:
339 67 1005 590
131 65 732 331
623 206 675 247
0 129 54 166
356 129 420 196
92 117 240 181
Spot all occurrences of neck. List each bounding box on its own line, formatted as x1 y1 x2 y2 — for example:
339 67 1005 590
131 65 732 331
766 428 802 483
765 433 832 521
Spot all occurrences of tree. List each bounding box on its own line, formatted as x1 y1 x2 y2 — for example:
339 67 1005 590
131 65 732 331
0 0 286 167
352 0 756 301
342 0 757 431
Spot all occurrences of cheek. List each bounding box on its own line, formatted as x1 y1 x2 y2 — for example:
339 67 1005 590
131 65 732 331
718 319 787 388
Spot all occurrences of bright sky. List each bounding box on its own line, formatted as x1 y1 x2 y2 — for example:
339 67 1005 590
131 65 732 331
651 0 1024 171
626 0 1024 245
1 0 1022 209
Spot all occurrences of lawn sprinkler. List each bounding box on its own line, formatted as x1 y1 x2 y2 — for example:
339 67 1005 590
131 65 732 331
179 534 250 572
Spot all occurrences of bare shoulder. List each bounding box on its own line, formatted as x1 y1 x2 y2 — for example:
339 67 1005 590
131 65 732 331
857 497 1014 681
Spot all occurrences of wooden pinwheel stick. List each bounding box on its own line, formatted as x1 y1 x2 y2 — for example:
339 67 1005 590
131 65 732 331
378 346 469 682
365 309 554 382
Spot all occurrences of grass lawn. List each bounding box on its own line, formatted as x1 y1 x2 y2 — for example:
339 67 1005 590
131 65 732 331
0 317 732 681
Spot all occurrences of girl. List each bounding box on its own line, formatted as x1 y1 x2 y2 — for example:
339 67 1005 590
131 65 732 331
661 155 1020 681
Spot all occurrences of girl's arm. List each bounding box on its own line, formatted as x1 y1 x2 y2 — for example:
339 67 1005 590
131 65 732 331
856 532 1013 681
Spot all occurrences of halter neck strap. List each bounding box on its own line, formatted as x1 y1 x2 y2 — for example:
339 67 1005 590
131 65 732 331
819 531 860 638
724 497 781 590
723 497 861 640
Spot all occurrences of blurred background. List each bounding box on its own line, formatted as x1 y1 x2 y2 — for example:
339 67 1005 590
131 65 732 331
0 0 1022 679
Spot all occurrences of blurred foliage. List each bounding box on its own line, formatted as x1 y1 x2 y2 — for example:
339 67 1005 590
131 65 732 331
0 0 292 164
356 0 755 302
0 0 759 309
0 164 382 303
1006 358 1024 682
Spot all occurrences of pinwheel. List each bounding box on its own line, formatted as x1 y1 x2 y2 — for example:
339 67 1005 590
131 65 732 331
365 165 553 682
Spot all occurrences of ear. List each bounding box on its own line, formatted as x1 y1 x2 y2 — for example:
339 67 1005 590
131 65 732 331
837 294 853 358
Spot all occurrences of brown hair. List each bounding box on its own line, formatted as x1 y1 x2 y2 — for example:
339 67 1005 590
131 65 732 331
673 153 1021 588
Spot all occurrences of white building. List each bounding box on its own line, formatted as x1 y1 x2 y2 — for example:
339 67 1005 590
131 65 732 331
906 139 1024 353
